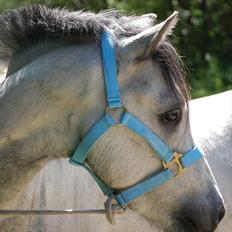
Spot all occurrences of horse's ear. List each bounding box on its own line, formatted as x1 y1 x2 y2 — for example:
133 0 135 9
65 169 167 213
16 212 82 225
119 11 178 60
146 11 178 56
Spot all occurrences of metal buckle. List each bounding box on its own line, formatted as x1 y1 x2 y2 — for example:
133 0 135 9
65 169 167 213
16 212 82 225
163 152 184 176
104 198 126 225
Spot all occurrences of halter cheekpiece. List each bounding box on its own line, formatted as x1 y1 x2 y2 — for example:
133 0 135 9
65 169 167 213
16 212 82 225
70 31 203 224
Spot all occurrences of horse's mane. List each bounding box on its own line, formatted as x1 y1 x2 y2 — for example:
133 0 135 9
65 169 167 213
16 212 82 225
0 5 155 62
0 5 189 100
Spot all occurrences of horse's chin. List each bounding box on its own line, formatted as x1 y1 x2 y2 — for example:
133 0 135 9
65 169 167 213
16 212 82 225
143 216 198 232
157 217 199 232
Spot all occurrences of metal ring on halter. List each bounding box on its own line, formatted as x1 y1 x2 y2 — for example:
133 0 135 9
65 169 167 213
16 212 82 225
104 198 126 225
105 106 127 126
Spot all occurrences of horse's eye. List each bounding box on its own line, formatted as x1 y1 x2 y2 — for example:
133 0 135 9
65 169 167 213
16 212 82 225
160 109 182 127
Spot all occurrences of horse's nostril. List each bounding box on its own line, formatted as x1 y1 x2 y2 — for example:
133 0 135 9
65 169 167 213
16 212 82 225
218 205 226 224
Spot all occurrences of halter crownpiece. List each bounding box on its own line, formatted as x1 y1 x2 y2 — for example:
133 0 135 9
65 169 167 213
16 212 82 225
70 31 203 224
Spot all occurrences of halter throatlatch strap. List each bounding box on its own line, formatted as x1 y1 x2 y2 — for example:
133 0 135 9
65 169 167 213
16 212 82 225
70 31 203 224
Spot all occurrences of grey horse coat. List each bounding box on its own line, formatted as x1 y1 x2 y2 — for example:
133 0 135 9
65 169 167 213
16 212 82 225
0 91 231 232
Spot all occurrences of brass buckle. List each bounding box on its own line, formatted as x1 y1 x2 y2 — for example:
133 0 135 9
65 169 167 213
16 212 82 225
163 152 184 176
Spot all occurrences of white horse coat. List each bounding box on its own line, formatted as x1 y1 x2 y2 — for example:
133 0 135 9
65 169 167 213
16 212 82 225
190 90 232 232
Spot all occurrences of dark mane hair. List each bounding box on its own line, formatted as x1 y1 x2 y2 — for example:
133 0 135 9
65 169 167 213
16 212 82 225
0 5 189 100
154 42 190 100
0 5 155 61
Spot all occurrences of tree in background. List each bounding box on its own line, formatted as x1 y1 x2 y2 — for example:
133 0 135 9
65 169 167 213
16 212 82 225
0 0 231 98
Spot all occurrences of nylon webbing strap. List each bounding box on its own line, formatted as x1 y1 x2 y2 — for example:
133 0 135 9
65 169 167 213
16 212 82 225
120 112 173 163
114 146 203 206
115 169 174 205
83 164 114 197
70 114 116 166
101 31 122 109
69 31 204 210
180 147 203 168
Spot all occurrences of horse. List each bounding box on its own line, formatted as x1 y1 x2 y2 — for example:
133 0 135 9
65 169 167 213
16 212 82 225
0 5 225 231
190 90 232 232
0 91 230 232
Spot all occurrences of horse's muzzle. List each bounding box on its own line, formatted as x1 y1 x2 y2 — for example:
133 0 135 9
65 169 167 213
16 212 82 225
178 199 225 232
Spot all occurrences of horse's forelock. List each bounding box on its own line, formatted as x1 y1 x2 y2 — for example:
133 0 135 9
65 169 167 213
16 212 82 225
152 41 190 102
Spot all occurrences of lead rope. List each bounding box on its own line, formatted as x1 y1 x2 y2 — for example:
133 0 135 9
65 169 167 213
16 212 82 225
0 209 106 215
0 198 126 225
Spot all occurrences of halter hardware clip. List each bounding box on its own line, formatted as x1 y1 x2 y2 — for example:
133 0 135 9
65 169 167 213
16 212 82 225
163 152 184 176
104 198 126 225
105 106 126 126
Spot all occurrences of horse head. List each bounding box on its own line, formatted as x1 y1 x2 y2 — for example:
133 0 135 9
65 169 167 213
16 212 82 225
0 5 224 231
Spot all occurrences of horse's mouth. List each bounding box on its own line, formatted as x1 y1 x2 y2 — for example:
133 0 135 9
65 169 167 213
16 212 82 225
177 216 198 232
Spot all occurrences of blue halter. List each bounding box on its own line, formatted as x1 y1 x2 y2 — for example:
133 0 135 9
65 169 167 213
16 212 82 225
70 31 203 207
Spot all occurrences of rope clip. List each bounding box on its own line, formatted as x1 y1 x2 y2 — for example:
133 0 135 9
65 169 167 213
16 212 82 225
104 198 126 225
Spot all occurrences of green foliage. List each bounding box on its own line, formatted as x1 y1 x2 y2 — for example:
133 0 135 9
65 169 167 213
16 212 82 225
0 0 231 98
108 0 232 98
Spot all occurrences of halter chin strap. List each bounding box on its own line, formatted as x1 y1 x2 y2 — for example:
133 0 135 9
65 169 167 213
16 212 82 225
70 31 203 208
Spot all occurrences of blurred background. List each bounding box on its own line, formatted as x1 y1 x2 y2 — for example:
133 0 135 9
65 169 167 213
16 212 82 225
0 0 231 98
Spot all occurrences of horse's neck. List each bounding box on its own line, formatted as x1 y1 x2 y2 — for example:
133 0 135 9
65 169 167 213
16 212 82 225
0 43 105 208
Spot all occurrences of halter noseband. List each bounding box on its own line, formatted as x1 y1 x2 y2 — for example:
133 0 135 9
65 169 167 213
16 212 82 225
70 31 203 222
